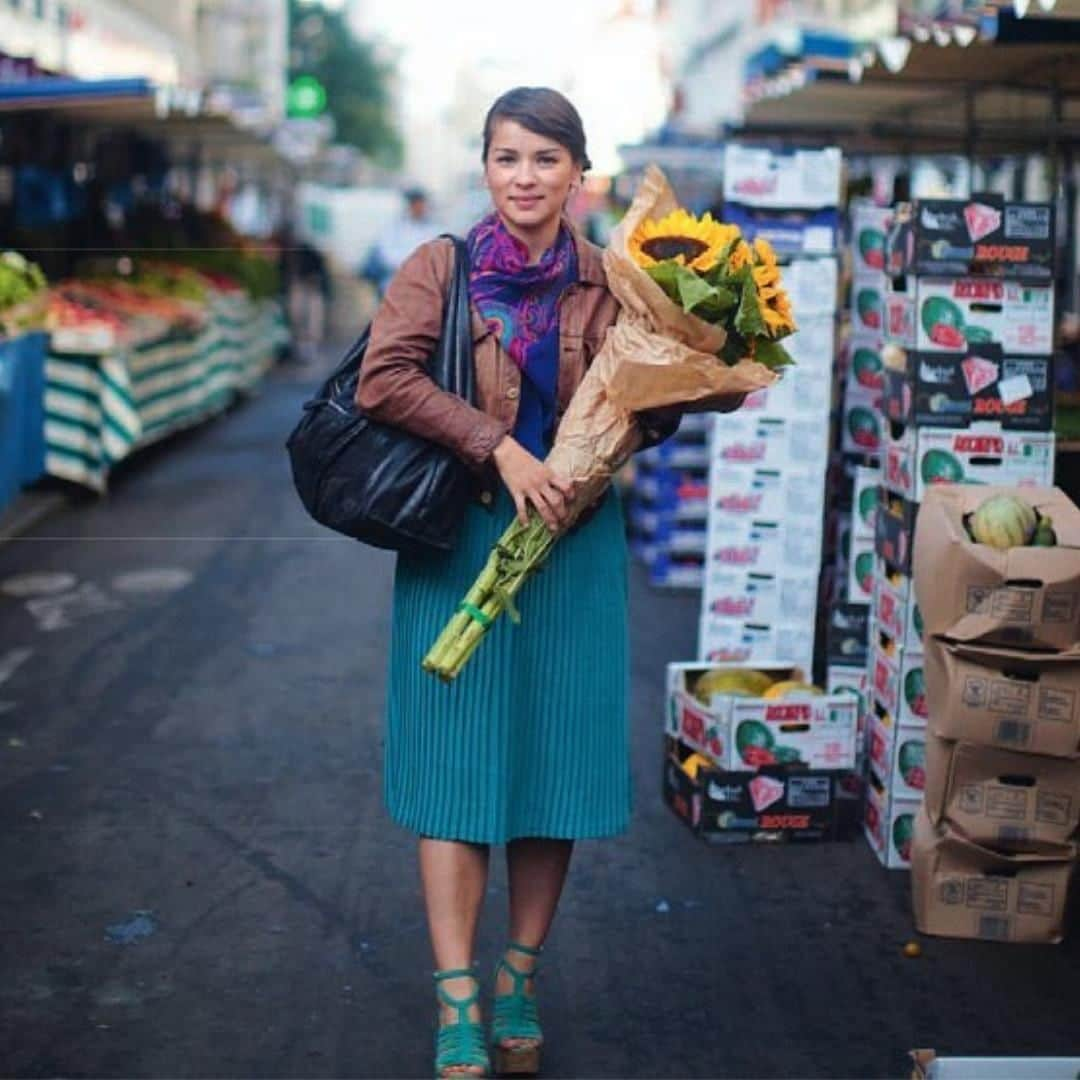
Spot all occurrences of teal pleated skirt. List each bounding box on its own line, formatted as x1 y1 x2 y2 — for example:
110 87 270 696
384 488 631 843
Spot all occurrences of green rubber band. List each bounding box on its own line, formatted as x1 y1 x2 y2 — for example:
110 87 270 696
459 602 493 628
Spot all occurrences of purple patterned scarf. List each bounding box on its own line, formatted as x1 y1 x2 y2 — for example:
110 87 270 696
465 213 577 371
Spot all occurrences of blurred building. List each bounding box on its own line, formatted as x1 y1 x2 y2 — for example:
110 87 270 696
662 0 897 136
0 0 287 121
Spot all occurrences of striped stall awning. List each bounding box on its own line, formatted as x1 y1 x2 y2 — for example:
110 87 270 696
43 295 287 493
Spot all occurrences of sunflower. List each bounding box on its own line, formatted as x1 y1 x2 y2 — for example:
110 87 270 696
751 237 796 337
629 209 738 273
726 239 753 272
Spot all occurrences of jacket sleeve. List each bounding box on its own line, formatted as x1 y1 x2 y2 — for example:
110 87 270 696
356 239 509 470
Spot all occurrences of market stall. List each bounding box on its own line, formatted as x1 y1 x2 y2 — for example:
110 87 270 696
0 76 293 498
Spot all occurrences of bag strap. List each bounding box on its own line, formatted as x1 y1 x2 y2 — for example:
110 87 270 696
430 233 475 406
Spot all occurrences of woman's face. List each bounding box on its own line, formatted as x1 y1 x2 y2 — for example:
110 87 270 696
484 119 581 237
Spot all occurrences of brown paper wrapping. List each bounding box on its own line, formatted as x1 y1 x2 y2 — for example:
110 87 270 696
546 164 780 520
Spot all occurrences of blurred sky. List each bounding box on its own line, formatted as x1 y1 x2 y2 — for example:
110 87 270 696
346 0 668 177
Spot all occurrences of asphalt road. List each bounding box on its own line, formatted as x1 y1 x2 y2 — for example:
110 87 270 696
1 355 1078 1080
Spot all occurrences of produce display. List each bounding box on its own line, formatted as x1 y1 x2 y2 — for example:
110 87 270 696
0 251 48 336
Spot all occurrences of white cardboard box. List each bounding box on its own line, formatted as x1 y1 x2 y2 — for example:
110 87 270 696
723 144 842 209
698 616 815 674
847 533 876 604
711 415 832 471
702 568 820 624
883 424 1055 502
708 463 827 522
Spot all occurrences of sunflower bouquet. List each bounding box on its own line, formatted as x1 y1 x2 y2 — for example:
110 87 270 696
423 165 795 682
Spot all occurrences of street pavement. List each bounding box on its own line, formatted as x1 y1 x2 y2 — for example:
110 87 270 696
1 353 1078 1080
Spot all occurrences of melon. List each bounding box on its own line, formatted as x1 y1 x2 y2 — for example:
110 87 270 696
693 668 774 704
967 494 1038 549
762 681 822 700
858 228 886 269
1032 516 1058 547
898 739 925 786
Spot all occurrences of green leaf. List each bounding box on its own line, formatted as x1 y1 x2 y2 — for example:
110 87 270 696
733 268 767 338
754 339 795 370
647 262 736 319
644 262 683 304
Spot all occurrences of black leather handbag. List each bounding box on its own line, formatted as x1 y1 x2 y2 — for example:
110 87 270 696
285 235 476 555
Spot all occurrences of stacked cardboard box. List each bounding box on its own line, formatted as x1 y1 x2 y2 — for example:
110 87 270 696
910 486 1080 943
699 145 842 673
863 196 1058 871
662 662 861 844
628 413 712 589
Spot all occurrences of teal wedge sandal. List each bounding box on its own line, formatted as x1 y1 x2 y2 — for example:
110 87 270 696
491 942 543 1077
434 966 490 1079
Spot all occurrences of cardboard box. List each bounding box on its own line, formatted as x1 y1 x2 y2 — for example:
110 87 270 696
913 485 1080 652
827 602 872 666
666 663 857 772
707 518 823 572
884 423 1055 504
885 282 917 348
871 631 929 728
915 277 1054 356
848 533 876 603
743 365 833 418
886 197 1055 281
882 344 1053 431
698 617 814 675
725 694 859 772
911 809 1075 943
723 144 843 210
873 561 924 652
708 463 827 522
842 382 885 456
721 202 840 257
711 414 831 471
662 737 859 843
864 769 920 869
852 280 886 335
649 553 705 590
875 491 917 573
924 640 1080 758
852 466 880 540
868 707 927 799
924 732 1080 854
850 203 893 280
782 313 837 373
666 661 803 764
910 1050 1080 1079
703 568 819 624
784 256 840 316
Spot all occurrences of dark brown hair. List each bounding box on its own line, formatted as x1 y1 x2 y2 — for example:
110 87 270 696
482 87 592 172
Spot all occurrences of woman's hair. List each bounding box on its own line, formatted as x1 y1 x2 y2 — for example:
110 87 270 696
482 87 592 172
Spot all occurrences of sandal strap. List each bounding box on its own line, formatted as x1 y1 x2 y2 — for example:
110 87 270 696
492 945 542 1044
435 1020 489 1074
433 966 480 1018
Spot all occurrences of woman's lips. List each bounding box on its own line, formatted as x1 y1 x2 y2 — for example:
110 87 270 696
512 196 543 208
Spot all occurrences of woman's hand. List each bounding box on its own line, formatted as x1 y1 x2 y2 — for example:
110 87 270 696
492 436 575 531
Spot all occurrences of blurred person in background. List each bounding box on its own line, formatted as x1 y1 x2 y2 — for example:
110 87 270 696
279 224 331 365
360 186 446 297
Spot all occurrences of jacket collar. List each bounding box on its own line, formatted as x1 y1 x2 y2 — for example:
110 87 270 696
565 218 606 286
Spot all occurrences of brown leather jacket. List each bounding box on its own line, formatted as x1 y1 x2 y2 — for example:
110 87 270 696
355 224 679 501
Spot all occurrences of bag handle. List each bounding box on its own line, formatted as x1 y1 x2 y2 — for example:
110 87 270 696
430 233 475 405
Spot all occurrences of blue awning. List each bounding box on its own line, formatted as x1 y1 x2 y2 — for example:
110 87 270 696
0 77 153 112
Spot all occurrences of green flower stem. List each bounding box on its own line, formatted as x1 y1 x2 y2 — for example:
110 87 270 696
425 512 558 681
422 558 500 672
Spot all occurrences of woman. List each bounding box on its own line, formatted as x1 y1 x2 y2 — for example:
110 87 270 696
357 87 731 1078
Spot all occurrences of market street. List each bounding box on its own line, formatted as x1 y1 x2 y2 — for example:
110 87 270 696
0 357 1077 1080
